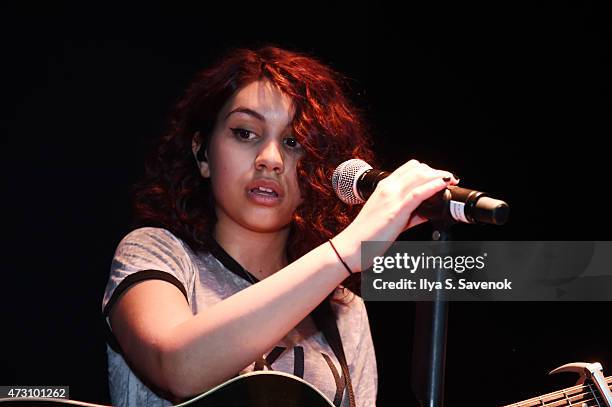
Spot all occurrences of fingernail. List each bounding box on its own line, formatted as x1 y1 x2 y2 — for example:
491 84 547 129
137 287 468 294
443 176 451 182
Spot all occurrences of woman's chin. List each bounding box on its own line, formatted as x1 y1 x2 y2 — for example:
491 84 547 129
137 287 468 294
239 218 292 234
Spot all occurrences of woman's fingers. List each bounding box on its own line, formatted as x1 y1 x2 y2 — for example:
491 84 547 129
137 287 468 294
402 177 452 214
392 160 457 187
393 159 421 175
348 160 459 248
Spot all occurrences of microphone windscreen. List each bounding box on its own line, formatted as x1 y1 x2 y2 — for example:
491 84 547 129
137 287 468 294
332 159 372 204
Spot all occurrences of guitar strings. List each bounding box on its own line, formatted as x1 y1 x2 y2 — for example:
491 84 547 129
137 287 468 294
506 377 612 407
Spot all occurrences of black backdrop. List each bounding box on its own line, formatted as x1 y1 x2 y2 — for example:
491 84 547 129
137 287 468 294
1 2 610 406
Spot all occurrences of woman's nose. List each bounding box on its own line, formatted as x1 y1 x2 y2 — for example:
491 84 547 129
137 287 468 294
255 140 284 174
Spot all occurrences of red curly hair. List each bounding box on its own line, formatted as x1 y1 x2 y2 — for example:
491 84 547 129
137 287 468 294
132 46 376 294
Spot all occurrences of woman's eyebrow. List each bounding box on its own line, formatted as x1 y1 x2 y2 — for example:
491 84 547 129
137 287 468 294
225 107 265 122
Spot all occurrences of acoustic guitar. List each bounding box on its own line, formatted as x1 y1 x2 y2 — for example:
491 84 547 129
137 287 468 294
0 371 335 406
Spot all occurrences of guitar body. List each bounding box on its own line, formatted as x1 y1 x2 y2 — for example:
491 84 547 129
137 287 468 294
0 371 335 407
177 371 335 407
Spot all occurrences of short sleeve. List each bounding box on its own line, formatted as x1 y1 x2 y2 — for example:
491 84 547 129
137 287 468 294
102 227 196 321
350 297 378 407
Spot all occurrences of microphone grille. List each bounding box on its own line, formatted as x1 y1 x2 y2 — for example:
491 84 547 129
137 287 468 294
331 159 372 204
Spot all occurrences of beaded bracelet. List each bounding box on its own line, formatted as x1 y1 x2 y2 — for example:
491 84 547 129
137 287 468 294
328 239 353 276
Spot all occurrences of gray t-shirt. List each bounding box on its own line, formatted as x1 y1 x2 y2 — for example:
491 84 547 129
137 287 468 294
102 227 377 406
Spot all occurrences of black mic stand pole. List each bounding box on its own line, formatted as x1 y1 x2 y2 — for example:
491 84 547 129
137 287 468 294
411 221 452 407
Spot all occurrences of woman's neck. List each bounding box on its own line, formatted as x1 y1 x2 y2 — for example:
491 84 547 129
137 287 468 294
212 221 290 280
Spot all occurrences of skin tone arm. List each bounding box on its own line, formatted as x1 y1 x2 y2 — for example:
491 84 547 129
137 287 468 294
109 160 458 400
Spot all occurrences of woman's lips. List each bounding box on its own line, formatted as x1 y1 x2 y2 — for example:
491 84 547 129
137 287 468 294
246 188 283 206
245 178 285 206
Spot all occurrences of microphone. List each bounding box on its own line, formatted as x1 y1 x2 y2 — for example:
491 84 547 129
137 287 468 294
332 159 509 225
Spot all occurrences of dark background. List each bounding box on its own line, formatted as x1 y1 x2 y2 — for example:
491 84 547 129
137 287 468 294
1 2 610 406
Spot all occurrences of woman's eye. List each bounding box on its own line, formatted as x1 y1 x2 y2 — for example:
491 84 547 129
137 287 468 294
284 137 301 149
230 128 257 140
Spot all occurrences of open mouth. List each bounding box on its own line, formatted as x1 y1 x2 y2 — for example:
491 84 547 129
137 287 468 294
249 186 279 197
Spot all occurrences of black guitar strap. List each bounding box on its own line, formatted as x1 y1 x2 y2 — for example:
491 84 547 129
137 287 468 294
312 298 356 407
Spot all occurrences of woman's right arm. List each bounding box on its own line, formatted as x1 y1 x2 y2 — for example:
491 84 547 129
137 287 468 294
108 160 458 400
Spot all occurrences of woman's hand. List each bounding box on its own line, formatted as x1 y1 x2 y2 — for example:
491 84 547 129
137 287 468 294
332 160 459 272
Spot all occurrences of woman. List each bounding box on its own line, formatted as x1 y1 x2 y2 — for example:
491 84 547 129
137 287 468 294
102 46 458 406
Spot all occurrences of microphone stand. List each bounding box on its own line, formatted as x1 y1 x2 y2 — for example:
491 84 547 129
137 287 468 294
411 221 452 407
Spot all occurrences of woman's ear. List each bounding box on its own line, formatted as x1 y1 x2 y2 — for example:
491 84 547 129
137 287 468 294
192 132 210 178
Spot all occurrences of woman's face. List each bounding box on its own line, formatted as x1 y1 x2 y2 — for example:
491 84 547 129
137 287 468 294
194 80 304 234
